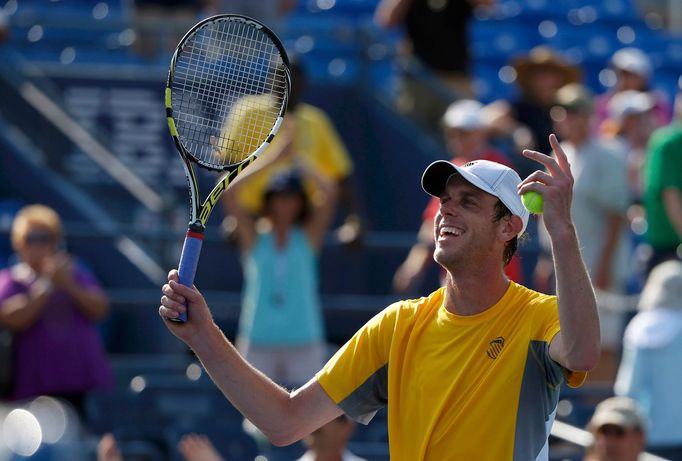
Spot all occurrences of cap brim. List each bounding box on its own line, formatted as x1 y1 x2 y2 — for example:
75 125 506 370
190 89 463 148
421 159 529 236
421 160 498 199
589 412 636 430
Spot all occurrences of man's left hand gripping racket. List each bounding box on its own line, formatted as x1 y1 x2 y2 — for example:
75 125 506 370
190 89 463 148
166 14 291 322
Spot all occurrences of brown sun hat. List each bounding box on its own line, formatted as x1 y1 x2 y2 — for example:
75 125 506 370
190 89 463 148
513 46 582 92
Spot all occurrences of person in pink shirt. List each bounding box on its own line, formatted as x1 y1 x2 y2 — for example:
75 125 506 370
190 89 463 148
595 47 671 134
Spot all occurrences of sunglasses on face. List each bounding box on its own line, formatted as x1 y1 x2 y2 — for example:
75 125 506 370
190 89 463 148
24 231 56 246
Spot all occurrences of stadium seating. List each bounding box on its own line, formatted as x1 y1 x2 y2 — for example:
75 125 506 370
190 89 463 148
2 1 681 459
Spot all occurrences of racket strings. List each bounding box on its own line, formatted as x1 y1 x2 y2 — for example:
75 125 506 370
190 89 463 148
171 18 287 169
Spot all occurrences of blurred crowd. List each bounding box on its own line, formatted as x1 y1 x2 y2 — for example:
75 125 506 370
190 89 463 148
2 0 682 460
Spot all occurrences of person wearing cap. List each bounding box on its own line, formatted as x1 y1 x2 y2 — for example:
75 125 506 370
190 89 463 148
533 83 631 384
595 47 671 134
615 260 682 460
159 133 599 460
392 99 522 294
641 81 682 275
485 45 581 177
584 396 647 461
602 90 657 202
220 121 338 388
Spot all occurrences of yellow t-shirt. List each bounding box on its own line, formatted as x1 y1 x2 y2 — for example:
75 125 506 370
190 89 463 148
227 102 353 214
317 282 586 461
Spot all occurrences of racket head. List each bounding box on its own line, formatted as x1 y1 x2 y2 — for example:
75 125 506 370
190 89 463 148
166 14 291 171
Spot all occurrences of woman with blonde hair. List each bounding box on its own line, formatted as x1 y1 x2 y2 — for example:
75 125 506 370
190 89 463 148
0 204 112 412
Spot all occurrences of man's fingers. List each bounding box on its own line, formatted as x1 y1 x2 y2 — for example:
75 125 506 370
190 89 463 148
162 284 185 304
161 294 187 311
169 279 200 302
549 133 571 173
168 269 180 282
522 148 560 176
159 305 180 320
518 170 554 189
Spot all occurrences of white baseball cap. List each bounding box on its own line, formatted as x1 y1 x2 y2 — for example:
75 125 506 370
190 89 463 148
442 100 485 130
607 90 655 122
638 259 682 311
421 159 529 235
588 397 646 431
611 47 652 79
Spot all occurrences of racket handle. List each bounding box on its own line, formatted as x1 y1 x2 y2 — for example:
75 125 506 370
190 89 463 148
173 229 204 323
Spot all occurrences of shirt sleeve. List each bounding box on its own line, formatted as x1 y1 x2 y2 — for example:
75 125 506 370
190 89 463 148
74 263 103 291
0 269 21 307
316 302 400 424
307 108 353 180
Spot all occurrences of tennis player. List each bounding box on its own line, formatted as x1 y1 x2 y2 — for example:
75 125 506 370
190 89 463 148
159 133 600 460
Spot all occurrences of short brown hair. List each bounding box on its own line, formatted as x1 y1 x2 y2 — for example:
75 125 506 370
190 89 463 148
492 200 519 266
11 204 63 251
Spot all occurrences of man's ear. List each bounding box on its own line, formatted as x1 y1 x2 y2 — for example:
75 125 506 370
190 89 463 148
500 215 523 242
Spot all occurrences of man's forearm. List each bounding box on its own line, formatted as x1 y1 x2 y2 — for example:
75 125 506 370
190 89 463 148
189 326 296 443
551 226 600 371
187 325 341 446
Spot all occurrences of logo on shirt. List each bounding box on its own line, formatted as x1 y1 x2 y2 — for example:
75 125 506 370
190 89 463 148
486 336 505 359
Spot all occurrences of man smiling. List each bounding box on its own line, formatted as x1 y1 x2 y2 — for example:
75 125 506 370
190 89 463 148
159 134 600 460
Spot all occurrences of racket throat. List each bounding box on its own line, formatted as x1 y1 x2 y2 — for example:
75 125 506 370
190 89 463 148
188 221 206 235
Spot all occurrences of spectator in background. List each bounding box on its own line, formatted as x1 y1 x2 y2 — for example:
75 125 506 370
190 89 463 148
595 47 671 134
641 82 682 274
97 433 122 461
296 415 367 461
584 396 646 461
393 99 523 294
98 432 226 461
374 0 495 130
178 433 225 461
0 205 112 413
535 84 631 383
485 46 582 178
615 260 682 461
221 59 362 247
222 121 337 388
602 90 657 203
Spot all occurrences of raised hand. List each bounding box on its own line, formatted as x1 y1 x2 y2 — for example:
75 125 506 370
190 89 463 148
517 133 575 238
159 270 215 344
42 252 74 288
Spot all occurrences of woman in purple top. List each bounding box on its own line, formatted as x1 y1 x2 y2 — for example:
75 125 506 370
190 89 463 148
0 204 112 412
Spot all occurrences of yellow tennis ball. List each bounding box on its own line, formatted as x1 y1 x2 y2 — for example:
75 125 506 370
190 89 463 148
522 191 544 214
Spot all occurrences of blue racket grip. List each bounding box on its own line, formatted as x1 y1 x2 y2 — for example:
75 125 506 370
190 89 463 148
173 229 204 323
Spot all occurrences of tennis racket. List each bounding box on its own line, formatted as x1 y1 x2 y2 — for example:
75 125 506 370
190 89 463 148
166 14 291 322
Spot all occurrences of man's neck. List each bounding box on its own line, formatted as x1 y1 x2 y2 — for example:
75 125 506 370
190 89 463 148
444 271 510 316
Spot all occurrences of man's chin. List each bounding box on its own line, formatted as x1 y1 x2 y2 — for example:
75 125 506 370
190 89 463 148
433 251 459 271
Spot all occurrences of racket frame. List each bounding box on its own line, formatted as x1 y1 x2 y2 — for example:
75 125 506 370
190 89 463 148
165 14 291 322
